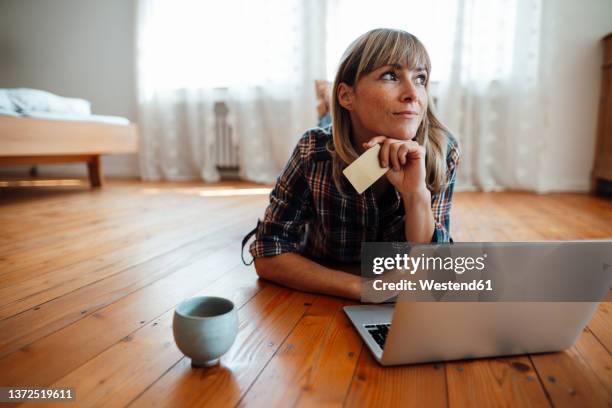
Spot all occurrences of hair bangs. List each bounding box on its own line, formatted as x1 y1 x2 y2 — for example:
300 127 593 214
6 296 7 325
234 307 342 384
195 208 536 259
356 30 431 84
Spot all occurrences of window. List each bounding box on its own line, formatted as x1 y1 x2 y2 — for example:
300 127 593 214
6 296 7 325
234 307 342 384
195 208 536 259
139 0 303 89
325 0 458 82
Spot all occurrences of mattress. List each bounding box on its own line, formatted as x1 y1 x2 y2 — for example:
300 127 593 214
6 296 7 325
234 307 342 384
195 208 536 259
20 111 130 125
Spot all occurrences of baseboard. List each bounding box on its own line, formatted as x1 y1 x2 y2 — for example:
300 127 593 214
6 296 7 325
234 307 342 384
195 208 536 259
535 179 591 193
455 179 592 193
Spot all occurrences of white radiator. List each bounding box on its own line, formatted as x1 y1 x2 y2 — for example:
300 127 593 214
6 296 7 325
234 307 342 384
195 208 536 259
213 101 240 179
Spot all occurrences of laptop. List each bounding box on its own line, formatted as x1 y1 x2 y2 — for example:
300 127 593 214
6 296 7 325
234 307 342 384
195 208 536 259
344 241 612 366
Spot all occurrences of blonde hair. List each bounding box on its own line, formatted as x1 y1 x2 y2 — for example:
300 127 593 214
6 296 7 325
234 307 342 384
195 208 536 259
328 28 454 195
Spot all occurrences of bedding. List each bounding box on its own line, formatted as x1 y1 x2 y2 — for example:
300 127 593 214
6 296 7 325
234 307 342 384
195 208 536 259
0 90 15 111
0 88 130 126
0 109 19 117
1 88 91 115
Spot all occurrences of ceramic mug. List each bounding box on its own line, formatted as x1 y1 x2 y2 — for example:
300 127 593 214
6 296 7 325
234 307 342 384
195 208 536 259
172 296 238 367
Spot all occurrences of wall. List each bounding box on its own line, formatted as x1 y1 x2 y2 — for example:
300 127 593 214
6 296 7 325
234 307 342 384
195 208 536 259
538 0 612 192
0 0 139 178
0 0 611 190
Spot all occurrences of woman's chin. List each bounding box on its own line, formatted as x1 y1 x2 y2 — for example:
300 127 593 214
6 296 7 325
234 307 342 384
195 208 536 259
388 130 417 141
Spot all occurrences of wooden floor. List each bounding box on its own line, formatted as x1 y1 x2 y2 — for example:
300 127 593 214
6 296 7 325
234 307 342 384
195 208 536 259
0 179 611 407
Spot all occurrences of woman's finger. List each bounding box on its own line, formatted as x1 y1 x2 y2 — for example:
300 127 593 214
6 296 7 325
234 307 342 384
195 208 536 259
412 143 426 159
397 143 410 165
389 142 401 171
379 138 392 168
402 141 424 159
366 135 387 147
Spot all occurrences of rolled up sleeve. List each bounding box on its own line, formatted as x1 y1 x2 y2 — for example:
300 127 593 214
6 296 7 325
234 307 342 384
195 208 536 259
249 138 313 258
431 137 461 243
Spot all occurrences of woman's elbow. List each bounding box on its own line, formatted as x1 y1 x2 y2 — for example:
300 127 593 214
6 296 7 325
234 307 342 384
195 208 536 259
253 256 276 281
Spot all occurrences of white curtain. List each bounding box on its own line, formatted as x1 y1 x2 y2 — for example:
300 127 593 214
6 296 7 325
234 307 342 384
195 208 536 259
435 0 546 192
136 0 325 182
137 0 546 191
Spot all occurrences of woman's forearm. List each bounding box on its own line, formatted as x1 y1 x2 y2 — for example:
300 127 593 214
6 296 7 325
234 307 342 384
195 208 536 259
254 253 362 300
402 189 435 243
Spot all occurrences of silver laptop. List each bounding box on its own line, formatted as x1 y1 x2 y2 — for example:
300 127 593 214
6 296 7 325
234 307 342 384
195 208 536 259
344 241 611 366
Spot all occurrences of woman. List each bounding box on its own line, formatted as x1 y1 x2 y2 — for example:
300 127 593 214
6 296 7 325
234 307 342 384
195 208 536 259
243 28 461 300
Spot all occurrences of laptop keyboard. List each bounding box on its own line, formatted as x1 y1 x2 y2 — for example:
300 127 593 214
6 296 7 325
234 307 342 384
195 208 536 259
364 324 391 349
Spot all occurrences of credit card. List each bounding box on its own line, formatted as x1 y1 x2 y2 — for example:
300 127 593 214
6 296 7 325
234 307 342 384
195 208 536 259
342 144 388 194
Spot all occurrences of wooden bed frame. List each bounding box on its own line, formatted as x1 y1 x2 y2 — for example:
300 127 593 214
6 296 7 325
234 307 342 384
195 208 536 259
0 116 138 187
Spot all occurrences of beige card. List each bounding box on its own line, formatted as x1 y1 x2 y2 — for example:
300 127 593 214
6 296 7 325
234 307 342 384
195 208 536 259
342 144 388 194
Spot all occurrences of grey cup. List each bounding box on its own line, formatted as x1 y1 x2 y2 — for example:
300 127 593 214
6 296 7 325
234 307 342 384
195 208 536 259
173 296 238 368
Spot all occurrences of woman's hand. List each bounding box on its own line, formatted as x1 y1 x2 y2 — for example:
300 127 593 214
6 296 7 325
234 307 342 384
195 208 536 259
363 136 428 194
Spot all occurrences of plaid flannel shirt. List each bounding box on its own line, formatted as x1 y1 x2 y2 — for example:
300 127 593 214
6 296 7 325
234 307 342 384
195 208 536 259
248 126 460 263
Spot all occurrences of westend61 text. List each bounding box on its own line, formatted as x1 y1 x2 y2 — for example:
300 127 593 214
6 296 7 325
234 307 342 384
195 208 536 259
372 279 493 292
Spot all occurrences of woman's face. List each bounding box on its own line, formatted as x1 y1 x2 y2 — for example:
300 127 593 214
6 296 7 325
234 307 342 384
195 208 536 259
338 63 428 146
